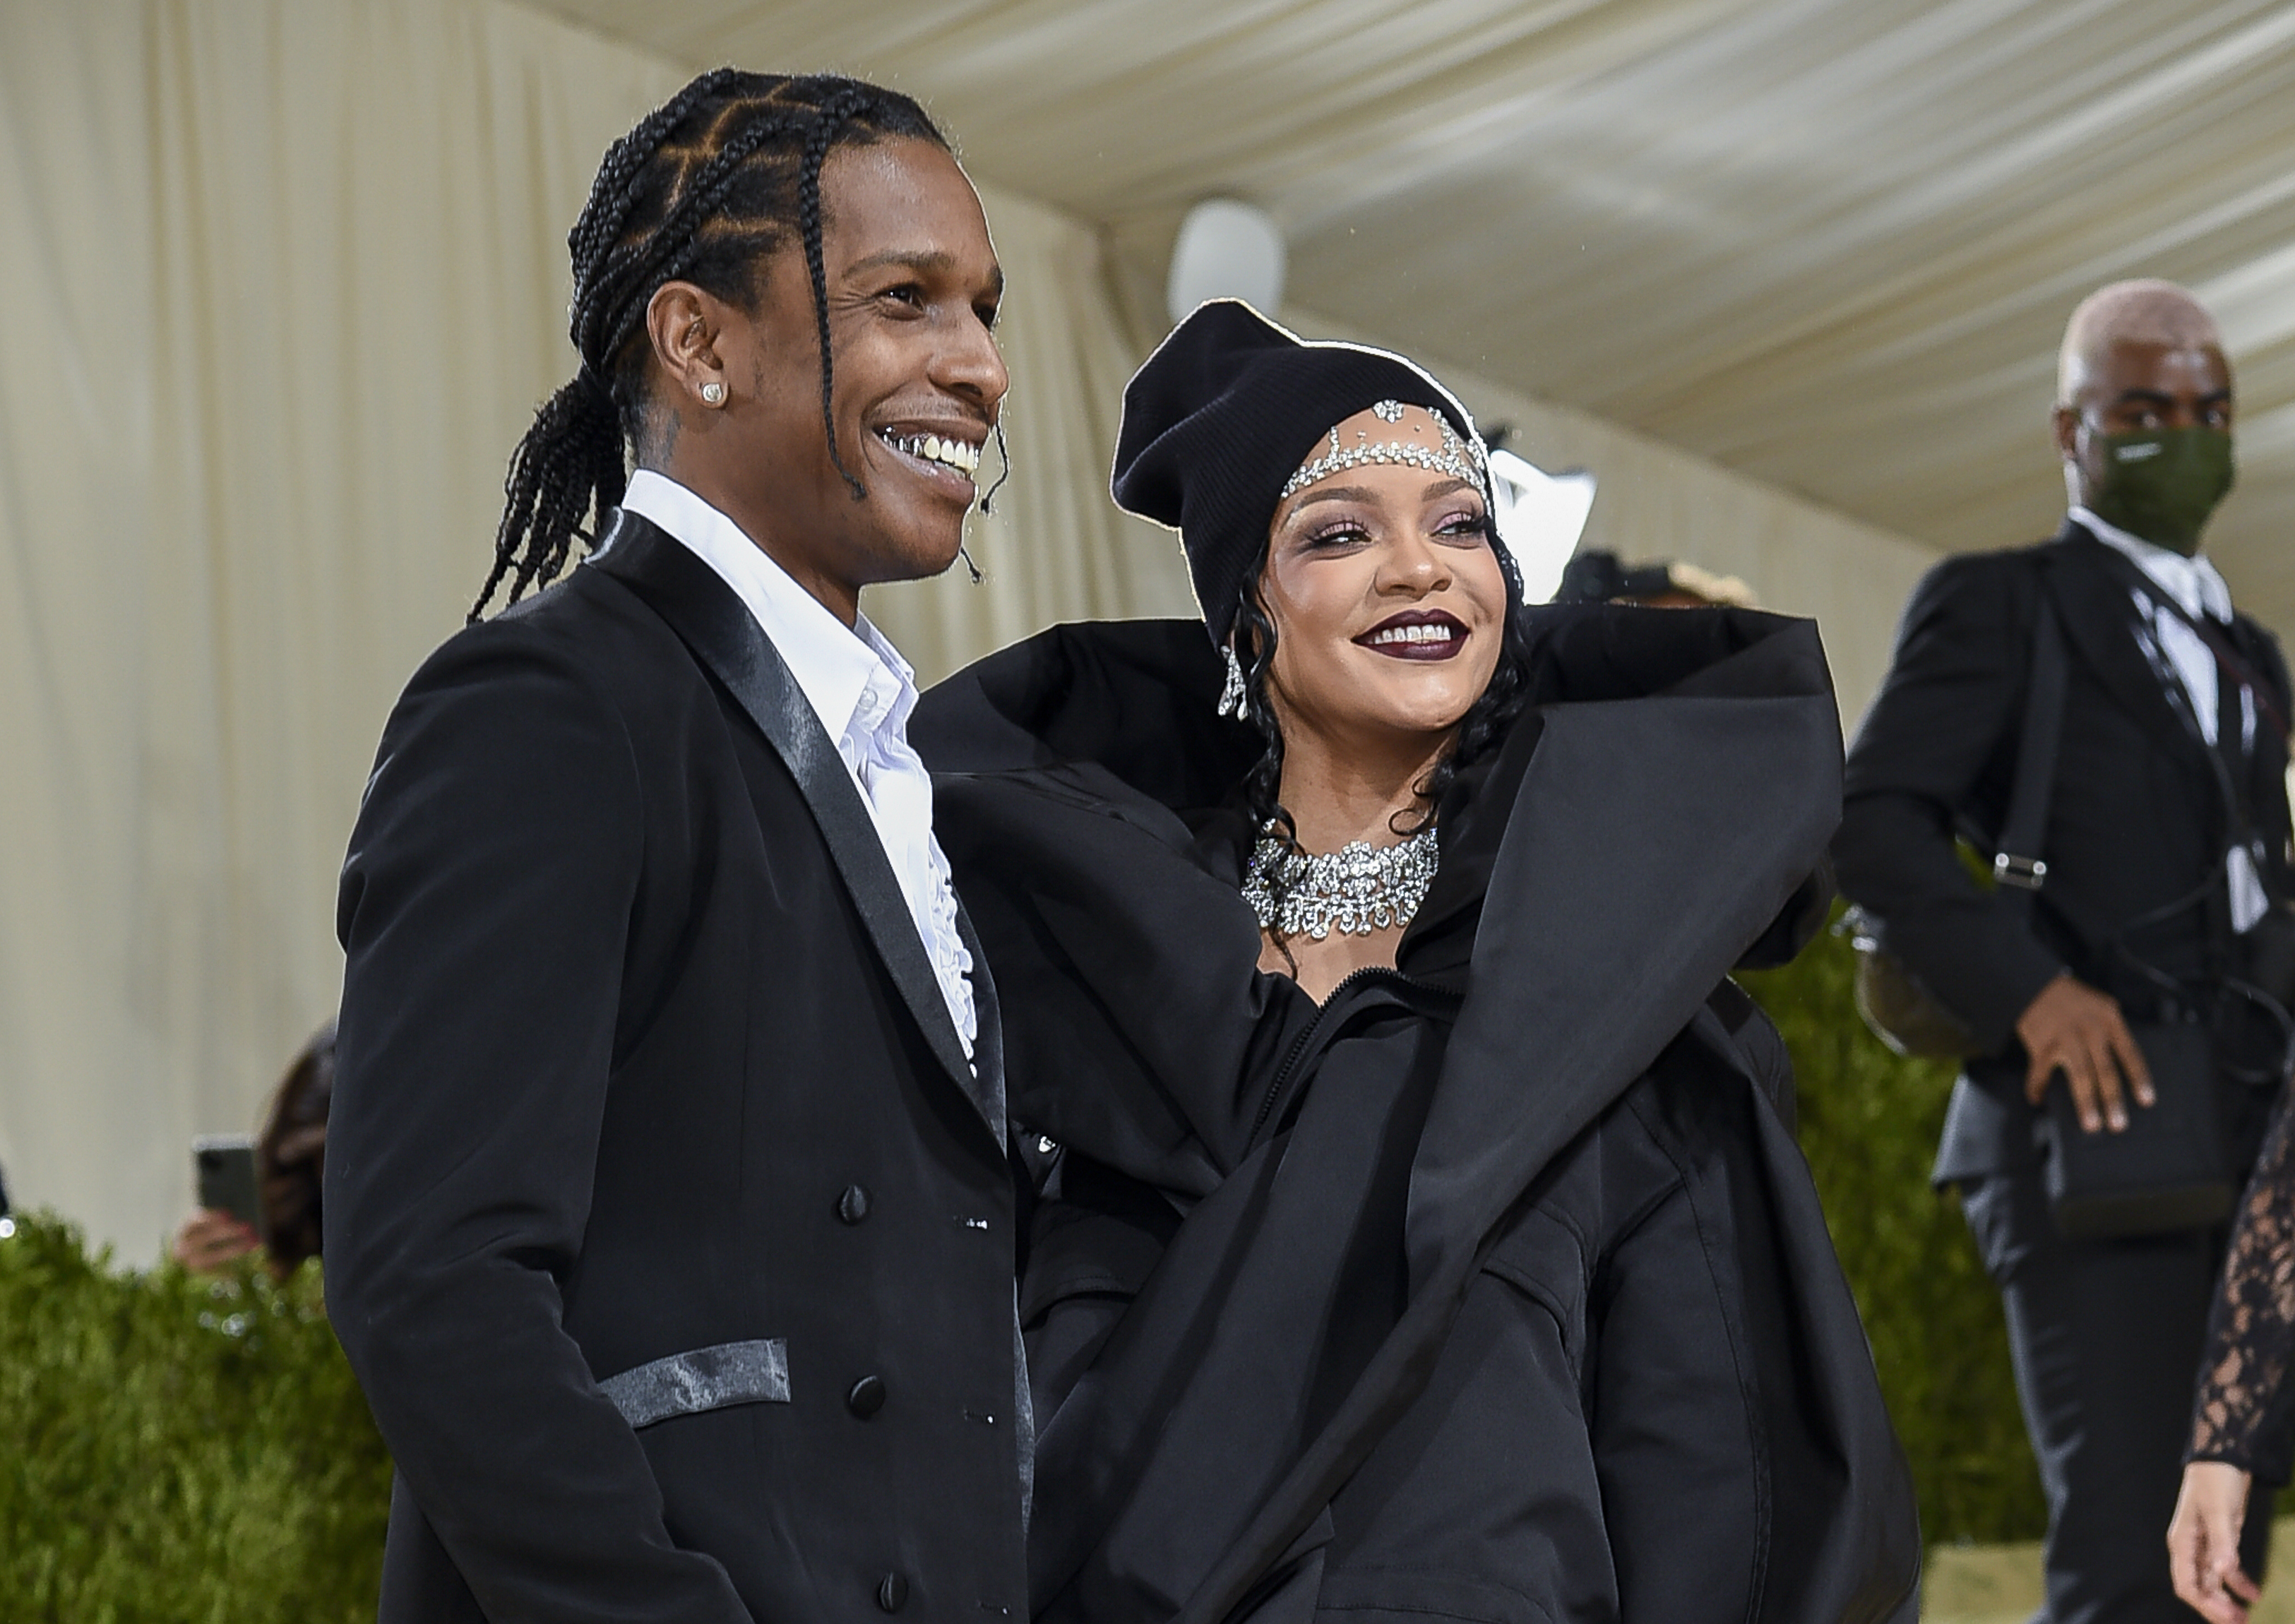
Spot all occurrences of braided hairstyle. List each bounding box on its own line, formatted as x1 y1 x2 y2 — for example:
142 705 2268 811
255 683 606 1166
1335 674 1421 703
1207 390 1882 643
473 71 948 619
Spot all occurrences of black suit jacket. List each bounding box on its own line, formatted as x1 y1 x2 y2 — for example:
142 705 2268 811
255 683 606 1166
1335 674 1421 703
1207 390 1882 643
1835 522 2292 1179
326 512 1029 1624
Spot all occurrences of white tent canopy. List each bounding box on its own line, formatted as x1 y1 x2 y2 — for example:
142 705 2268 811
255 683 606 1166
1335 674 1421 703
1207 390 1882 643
542 0 2295 622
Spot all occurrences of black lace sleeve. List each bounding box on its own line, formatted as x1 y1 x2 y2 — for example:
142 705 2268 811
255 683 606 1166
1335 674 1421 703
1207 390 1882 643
2191 1087 2295 1479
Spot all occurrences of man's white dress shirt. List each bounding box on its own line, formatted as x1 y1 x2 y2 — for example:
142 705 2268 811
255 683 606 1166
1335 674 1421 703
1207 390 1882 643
2073 504 2267 931
619 470 979 1054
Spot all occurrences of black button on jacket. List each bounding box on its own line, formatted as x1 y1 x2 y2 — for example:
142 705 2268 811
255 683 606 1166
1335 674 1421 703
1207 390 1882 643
327 514 1027 1624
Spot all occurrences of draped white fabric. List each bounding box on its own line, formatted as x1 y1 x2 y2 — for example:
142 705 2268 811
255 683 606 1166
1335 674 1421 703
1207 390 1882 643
0 0 692 1260
542 0 2295 628
0 0 1191 1255
0 0 1938 1256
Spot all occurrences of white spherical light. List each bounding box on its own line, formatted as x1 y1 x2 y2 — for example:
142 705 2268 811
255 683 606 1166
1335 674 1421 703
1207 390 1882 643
1165 199 1286 326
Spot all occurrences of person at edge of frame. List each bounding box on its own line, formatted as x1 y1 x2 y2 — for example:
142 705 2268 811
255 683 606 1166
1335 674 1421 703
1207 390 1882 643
323 71 1029 1624
172 1019 336 1280
1835 280 2290 1624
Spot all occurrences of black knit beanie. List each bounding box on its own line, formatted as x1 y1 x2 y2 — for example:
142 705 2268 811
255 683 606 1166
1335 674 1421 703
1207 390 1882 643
1111 300 1508 646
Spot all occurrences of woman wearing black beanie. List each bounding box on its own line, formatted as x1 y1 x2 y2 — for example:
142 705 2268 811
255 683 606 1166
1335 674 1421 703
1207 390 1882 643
914 302 1919 1624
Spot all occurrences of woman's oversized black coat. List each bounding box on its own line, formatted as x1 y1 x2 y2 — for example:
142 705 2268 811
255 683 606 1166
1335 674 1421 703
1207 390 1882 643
914 604 1921 1624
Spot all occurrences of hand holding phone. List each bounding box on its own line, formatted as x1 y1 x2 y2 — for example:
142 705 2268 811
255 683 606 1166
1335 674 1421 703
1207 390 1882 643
172 1207 261 1272
193 1135 268 1246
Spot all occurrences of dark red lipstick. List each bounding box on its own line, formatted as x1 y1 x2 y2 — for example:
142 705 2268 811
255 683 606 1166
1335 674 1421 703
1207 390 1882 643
1354 608 1468 662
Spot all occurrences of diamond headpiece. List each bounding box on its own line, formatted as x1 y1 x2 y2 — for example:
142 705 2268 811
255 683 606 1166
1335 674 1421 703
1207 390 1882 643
1278 400 1489 503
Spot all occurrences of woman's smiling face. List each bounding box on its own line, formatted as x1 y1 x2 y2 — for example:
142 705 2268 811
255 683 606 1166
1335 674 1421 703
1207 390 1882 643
1254 405 1508 756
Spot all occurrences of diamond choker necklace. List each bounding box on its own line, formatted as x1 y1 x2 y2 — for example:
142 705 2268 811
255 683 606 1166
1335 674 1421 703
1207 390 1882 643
1242 823 1440 940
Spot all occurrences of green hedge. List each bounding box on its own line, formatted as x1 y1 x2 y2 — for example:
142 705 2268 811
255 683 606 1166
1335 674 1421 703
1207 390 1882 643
0 1217 389 1620
0 924 2039 1614
1744 921 2048 1546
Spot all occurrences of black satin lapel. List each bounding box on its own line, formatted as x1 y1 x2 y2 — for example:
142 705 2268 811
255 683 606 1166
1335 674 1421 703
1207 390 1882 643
590 513 995 1133
2049 534 2214 763
955 906 1008 1135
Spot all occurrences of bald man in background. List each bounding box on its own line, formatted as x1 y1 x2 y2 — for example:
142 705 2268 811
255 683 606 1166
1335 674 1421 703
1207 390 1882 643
1837 282 2291 1622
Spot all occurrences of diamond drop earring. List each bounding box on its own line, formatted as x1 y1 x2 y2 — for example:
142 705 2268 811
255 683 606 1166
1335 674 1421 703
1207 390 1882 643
1217 645 1247 718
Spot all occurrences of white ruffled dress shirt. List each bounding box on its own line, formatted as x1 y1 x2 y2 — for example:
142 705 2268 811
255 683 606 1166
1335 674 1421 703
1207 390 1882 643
2073 504 2267 931
619 470 979 1054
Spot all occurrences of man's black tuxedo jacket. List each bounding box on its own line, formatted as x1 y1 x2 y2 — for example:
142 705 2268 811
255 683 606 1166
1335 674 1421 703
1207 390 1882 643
1836 523 2293 1179
326 513 1028 1624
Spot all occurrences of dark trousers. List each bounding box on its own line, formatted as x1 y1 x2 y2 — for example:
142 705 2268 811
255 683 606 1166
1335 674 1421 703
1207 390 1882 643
1960 1171 2273 1623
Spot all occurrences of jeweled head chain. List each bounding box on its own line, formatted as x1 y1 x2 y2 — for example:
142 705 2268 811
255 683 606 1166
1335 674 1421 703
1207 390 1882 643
1217 400 1493 722
1232 399 1482 937
1277 399 1489 503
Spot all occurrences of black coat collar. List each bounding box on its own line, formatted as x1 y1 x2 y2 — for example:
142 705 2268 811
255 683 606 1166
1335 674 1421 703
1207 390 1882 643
588 509 1006 1142
2044 521 2295 763
918 609 1848 1624
916 605 1832 993
2042 522 2212 757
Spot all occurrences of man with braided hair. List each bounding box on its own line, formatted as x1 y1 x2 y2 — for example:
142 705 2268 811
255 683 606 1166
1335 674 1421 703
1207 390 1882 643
326 71 1023 1623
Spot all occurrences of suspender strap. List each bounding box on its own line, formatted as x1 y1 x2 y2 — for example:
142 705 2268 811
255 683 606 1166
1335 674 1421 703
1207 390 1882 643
1994 593 2068 918
2081 538 2289 741
2095 563 2265 855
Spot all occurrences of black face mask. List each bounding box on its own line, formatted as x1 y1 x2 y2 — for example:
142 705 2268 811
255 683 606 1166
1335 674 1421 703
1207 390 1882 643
2087 426 2236 554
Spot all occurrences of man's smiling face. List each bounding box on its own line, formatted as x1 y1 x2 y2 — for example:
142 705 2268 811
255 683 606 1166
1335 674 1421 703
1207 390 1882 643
650 136 1007 619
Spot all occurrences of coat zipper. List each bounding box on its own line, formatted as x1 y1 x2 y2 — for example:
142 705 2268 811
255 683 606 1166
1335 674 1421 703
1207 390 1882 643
1246 967 1458 1147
